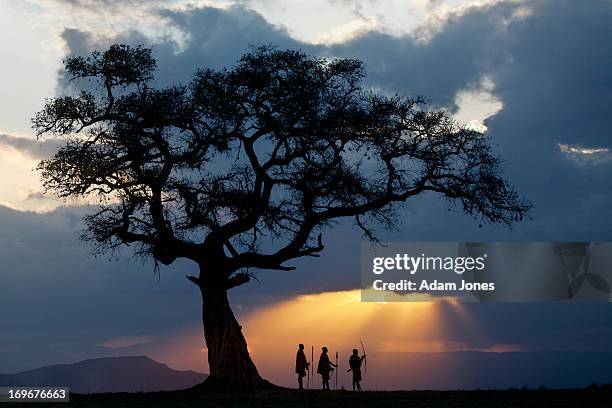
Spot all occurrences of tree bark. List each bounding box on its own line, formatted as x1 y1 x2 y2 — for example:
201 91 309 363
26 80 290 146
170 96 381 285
196 284 273 392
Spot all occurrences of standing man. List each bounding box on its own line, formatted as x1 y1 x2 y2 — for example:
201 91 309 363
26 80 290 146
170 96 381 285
295 344 309 390
317 346 337 390
347 348 366 391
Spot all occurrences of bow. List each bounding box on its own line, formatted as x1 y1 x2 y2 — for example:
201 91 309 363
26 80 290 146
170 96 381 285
360 339 367 375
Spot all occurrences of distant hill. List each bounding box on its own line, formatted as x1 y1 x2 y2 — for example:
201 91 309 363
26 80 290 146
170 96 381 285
0 356 207 393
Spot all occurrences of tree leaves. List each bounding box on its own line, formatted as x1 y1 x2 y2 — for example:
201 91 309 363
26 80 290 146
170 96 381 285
64 44 156 87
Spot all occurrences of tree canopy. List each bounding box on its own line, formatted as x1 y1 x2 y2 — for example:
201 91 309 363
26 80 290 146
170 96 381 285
34 44 530 288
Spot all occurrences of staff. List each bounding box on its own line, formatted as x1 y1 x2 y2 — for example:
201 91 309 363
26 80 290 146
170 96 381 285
335 351 338 390
308 345 313 389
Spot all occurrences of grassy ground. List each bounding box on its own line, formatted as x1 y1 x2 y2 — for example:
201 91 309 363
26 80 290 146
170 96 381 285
2 387 611 408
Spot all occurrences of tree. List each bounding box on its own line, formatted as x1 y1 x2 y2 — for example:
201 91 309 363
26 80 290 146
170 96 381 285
33 44 530 391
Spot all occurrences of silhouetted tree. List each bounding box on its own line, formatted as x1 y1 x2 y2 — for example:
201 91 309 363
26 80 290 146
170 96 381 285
33 44 530 391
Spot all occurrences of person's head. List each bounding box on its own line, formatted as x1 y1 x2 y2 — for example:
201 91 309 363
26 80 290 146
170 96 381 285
299 344 304 350
322 346 328 353
352 349 359 356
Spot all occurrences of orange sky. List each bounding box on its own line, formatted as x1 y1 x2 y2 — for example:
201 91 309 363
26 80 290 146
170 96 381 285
143 290 521 389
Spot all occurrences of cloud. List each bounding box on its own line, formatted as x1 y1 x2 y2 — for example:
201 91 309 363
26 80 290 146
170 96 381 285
559 145 611 155
0 133 64 211
23 190 46 201
376 339 523 353
323 0 612 241
558 143 612 166
0 204 204 372
46 0 150 6
96 335 154 349
316 15 381 44
453 76 503 132
0 133 61 160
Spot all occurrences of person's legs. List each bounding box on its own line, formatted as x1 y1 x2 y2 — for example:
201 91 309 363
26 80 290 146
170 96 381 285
352 380 356 391
298 375 303 390
356 381 361 391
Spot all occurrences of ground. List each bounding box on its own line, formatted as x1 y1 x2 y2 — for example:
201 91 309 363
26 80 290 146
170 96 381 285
1 387 611 407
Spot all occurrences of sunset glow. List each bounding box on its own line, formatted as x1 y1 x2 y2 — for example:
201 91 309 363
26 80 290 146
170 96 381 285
244 290 474 386
147 290 506 388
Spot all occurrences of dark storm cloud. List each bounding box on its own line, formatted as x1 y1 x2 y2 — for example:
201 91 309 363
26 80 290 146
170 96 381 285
3 0 612 373
327 5 509 106
59 6 307 87
327 0 612 241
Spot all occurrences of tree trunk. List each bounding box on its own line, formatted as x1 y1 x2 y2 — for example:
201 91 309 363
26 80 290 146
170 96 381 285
196 285 273 392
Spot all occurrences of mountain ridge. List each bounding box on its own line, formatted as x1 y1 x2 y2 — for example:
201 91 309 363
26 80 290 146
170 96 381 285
0 355 207 393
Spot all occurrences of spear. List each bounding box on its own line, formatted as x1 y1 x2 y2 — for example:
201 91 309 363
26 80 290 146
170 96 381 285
335 351 338 390
308 345 313 390
306 351 310 390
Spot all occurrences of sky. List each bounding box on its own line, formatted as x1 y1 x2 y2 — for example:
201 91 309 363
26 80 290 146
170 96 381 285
1 0 612 390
